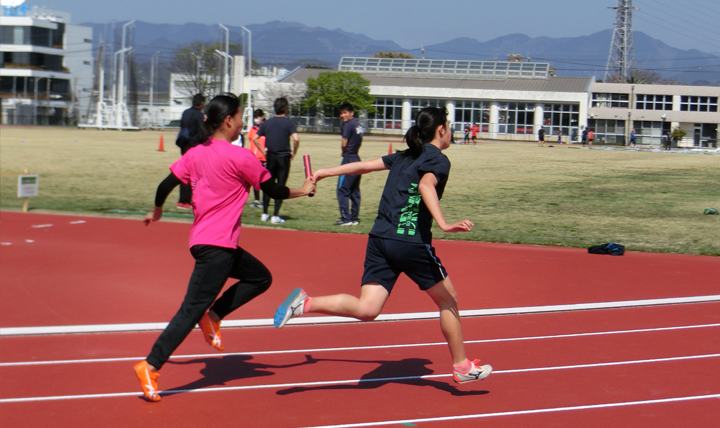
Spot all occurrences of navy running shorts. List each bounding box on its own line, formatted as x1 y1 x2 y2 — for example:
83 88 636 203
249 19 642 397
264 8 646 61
361 235 448 293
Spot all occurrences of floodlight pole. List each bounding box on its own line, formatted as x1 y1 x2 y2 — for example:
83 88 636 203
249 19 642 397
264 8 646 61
218 24 230 93
150 52 159 108
240 25 252 114
116 20 135 127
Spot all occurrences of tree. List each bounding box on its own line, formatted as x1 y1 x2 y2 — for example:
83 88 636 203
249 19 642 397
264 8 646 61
671 126 687 143
173 41 241 99
605 69 682 85
303 71 374 117
256 81 307 115
373 51 415 59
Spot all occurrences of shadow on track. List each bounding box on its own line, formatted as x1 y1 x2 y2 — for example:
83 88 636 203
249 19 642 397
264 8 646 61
162 354 316 396
276 356 489 397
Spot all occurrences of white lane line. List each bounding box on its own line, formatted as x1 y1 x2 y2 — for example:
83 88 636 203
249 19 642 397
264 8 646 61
2 322 719 368
1 242 11 246
302 394 720 428
69 220 86 224
24 240 34 243
2 294 719 336
31 224 53 228
1 353 718 403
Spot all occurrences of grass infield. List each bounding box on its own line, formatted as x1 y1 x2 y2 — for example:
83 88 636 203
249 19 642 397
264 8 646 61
1 126 718 256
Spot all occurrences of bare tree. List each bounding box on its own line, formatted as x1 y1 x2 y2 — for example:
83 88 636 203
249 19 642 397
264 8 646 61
173 41 242 99
256 81 306 115
604 69 682 85
373 51 416 59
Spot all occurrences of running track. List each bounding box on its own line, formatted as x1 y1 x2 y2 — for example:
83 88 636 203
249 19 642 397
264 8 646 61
1 212 718 427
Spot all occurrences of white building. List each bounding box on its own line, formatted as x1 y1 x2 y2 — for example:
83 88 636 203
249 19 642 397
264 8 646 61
144 57 289 128
278 57 719 148
0 3 93 125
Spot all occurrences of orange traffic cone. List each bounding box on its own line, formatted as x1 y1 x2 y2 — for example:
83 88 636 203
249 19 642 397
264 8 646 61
158 135 165 151
388 143 393 155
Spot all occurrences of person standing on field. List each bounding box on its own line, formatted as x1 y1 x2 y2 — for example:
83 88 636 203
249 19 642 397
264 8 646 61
334 103 363 226
248 109 267 208
253 97 300 224
175 94 205 209
538 126 546 147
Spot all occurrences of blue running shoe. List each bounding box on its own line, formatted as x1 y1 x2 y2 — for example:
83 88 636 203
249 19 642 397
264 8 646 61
274 288 307 328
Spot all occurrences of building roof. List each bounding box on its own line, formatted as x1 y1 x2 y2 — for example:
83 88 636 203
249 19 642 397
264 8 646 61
281 68 593 94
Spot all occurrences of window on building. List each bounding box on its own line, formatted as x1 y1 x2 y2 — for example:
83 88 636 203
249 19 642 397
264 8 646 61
632 120 670 146
636 94 672 110
543 104 579 138
680 96 718 112
367 97 403 130
411 99 444 124
502 103 535 134
590 119 627 144
592 93 629 108
454 101 489 132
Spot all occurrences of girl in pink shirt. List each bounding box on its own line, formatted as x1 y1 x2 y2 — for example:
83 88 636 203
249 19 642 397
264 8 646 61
134 94 315 402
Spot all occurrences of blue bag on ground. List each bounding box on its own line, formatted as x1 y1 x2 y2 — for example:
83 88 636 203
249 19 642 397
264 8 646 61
588 243 625 256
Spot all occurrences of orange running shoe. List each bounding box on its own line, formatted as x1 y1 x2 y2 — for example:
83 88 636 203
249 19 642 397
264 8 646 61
134 361 161 402
198 312 224 351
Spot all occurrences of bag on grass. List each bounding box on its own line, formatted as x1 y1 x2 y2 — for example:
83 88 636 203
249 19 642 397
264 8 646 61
704 208 719 215
588 243 625 256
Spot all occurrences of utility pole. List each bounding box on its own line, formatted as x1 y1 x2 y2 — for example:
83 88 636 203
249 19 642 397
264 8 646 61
605 0 640 81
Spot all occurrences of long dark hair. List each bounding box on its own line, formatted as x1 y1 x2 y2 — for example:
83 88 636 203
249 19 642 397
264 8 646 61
402 106 448 158
196 93 240 144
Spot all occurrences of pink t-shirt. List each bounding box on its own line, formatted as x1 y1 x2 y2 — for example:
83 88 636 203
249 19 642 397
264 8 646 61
170 138 271 249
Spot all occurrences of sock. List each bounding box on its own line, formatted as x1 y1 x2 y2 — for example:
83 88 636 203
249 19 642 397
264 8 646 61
453 359 472 373
303 297 312 313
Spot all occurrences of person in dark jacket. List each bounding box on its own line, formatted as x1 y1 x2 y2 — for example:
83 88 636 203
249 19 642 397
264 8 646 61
538 127 546 147
662 130 672 150
176 94 206 209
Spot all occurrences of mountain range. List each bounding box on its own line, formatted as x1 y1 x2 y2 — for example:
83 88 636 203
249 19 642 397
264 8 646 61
82 20 720 85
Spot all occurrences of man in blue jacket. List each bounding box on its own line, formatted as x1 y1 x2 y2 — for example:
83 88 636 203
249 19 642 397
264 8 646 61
335 103 363 226
175 93 205 209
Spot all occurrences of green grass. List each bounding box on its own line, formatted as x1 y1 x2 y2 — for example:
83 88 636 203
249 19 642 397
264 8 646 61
1 126 718 255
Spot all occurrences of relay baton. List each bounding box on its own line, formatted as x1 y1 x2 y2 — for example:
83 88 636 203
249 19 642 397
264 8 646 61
303 154 315 197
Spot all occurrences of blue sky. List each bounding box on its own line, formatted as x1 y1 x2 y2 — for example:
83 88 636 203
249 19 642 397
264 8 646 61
41 0 720 54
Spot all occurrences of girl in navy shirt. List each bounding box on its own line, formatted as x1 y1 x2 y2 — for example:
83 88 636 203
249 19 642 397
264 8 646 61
274 107 492 384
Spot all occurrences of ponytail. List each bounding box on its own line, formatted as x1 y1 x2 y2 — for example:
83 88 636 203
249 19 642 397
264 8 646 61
196 93 241 144
403 125 424 159
402 106 448 159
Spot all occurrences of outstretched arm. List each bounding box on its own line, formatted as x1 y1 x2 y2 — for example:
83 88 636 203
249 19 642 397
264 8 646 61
314 157 387 182
144 173 182 225
261 176 315 199
418 172 473 233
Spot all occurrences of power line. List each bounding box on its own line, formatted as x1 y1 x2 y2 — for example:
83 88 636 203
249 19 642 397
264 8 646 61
634 10 720 51
684 0 720 20
635 0 720 40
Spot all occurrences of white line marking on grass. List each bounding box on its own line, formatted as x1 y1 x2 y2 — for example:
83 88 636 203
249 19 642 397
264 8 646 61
301 394 720 428
1 323 718 367
2 294 719 336
0 353 718 403
31 224 53 228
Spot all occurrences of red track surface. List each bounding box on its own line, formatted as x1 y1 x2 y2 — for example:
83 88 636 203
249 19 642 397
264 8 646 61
1 212 719 427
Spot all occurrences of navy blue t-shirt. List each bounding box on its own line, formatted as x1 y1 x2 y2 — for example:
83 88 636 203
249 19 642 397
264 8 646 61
341 118 363 157
369 143 451 244
257 116 297 156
